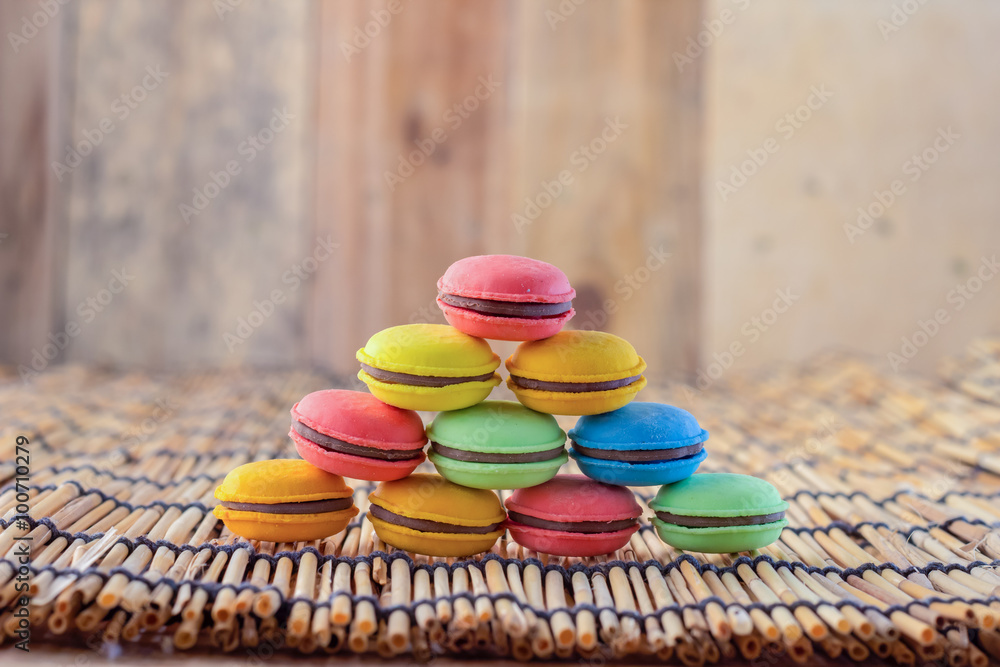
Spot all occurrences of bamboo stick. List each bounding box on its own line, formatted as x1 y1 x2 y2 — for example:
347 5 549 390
387 558 411 651
287 550 318 641
590 572 621 643
627 566 665 651
484 559 527 638
450 565 477 631
544 569 575 648
348 560 377 652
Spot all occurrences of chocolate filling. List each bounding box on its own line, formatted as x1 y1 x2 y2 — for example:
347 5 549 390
509 374 642 393
431 441 565 464
361 363 496 387
653 511 786 529
292 421 424 461
438 292 572 319
368 503 501 534
506 510 638 534
221 497 354 514
571 441 704 463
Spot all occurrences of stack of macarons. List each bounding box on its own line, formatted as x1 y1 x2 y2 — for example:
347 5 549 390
214 254 787 558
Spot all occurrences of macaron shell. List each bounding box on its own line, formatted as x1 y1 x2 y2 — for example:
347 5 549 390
292 431 425 482
368 473 506 527
427 450 567 490
369 516 502 557
505 520 638 558
651 517 788 554
569 402 709 450
214 459 353 504
291 389 426 450
356 323 500 377
439 299 574 341
213 505 358 543
359 370 501 412
437 255 576 303
570 447 707 487
504 474 642 523
506 331 646 383
648 473 788 518
426 400 566 454
506 376 647 416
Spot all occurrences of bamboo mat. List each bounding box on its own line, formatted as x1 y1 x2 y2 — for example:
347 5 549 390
1 342 1000 664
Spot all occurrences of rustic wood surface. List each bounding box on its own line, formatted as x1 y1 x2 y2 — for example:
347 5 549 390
4 1 1000 378
0 0 704 378
60 0 316 369
702 0 1000 373
0 0 75 368
311 0 703 376
312 0 515 375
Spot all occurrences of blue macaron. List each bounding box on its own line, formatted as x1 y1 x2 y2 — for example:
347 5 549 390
568 402 708 487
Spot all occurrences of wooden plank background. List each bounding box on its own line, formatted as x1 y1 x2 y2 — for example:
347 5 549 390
62 0 316 369
0 0 703 378
0 0 76 370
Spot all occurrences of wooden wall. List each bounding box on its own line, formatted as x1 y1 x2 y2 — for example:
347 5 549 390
312 0 703 377
0 0 704 378
0 0 75 368
702 0 1000 373
62 0 317 369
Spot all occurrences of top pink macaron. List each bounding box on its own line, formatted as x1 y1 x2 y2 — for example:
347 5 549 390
290 389 427 482
436 255 576 341
503 475 642 557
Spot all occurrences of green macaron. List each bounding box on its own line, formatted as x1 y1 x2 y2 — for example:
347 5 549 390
648 473 788 553
426 400 568 489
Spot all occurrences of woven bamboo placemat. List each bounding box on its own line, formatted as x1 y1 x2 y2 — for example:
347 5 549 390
1 342 999 664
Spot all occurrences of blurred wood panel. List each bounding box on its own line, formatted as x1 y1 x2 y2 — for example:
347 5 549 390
311 0 516 379
510 0 703 378
3 0 703 377
313 0 703 377
0 0 76 371
60 0 316 369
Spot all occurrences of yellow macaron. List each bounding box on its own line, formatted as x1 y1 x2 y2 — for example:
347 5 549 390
368 473 505 557
505 330 647 415
214 459 358 543
357 324 501 411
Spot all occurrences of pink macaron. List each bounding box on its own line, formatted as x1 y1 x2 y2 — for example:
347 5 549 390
290 390 427 482
504 475 642 557
437 255 576 341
